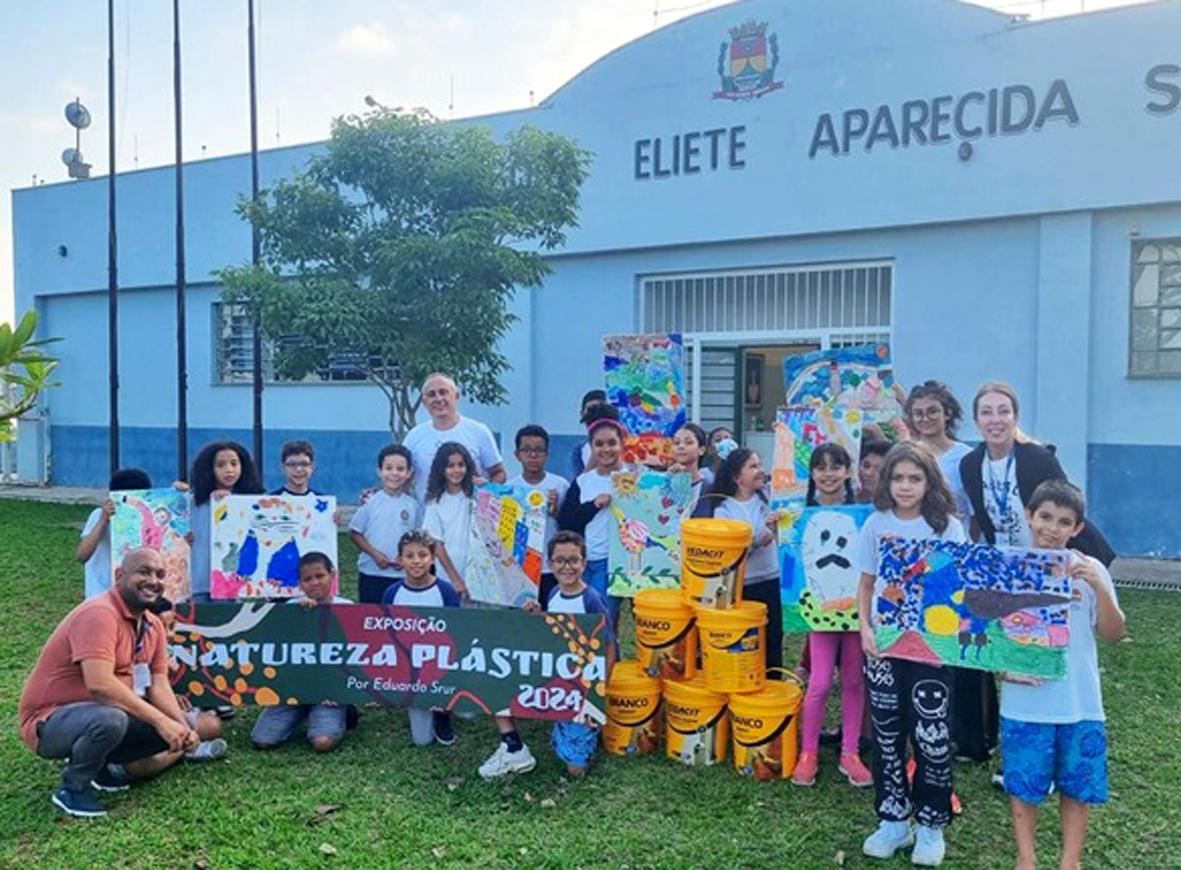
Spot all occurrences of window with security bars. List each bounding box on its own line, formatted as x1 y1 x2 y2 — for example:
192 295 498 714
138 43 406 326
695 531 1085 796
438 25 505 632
1130 240 1181 378
213 302 372 384
641 262 892 335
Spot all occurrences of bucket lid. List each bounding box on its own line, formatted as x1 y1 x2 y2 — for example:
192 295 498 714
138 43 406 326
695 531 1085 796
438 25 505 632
728 678 804 713
694 600 768 628
662 673 727 703
634 587 693 614
680 517 754 544
608 661 661 692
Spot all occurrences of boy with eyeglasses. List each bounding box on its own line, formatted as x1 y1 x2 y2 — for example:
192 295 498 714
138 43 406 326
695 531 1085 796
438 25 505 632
273 440 320 496
506 425 569 610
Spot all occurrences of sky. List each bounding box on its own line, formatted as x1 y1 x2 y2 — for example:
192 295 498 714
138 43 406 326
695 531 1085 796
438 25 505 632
0 0 1153 325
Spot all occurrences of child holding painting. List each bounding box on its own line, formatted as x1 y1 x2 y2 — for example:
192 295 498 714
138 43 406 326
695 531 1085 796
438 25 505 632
857 442 965 867
506 425 570 610
188 441 263 603
558 405 630 627
793 443 871 788
349 445 421 604
669 423 713 515
480 531 614 780
707 448 786 671
1001 481 1124 870
421 443 477 602
382 531 460 747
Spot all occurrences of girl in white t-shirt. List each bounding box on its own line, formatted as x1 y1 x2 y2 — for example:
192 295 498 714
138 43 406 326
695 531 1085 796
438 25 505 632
422 442 475 601
856 442 966 867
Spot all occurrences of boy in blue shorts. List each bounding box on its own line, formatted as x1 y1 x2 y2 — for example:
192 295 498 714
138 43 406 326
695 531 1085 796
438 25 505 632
382 531 460 747
479 531 614 779
1001 481 1125 870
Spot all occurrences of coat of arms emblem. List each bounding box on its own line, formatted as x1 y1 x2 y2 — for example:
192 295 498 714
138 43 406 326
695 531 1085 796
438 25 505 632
713 20 783 101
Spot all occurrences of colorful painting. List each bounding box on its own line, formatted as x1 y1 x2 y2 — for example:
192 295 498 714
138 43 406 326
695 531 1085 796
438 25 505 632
603 333 687 467
781 343 908 440
779 505 872 632
875 538 1073 679
110 488 191 602
170 602 609 724
210 494 338 599
770 405 863 500
608 470 693 596
470 484 547 608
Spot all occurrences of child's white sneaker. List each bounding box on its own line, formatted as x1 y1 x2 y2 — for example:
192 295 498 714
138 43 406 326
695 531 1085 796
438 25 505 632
478 742 536 780
185 738 228 762
862 820 915 859
911 824 945 867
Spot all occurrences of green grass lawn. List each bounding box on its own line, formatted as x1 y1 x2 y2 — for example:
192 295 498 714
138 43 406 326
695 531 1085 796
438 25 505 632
1 499 1177 868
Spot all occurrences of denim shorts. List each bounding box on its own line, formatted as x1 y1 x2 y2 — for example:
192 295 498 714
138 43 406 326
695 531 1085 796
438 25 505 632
1001 717 1108 805
251 703 347 747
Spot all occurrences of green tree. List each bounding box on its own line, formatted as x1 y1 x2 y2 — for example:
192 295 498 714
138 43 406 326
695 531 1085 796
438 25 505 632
0 310 59 442
218 108 591 438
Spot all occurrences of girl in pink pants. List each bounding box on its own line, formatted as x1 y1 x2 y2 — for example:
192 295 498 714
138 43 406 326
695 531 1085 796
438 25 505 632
791 444 872 788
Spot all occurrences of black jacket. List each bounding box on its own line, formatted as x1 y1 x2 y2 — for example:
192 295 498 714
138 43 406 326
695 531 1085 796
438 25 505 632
959 441 1116 566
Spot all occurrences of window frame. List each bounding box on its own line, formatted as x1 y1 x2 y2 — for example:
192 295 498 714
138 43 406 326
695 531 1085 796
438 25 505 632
1128 238 1181 380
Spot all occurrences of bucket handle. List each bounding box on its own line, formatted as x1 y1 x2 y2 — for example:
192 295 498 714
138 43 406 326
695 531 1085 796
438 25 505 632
766 667 805 689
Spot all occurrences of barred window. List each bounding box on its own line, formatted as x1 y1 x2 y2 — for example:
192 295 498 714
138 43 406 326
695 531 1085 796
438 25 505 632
1130 240 1181 378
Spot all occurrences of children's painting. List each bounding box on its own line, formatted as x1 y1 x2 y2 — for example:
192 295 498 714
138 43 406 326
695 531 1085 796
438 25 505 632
770 405 863 500
874 537 1073 679
469 484 547 608
211 494 338 599
603 333 687 466
110 488 191 602
781 343 909 440
608 470 693 596
780 505 872 632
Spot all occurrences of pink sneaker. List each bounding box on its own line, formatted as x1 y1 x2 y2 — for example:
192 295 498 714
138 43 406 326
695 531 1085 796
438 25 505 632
791 751 819 786
839 752 873 788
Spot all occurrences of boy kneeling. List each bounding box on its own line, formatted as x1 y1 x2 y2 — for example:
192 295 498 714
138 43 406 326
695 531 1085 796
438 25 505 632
1001 481 1125 870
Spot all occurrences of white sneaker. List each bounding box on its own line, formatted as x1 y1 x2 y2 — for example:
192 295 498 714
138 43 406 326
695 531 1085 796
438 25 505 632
911 825 945 867
185 739 228 762
477 742 536 780
863 820 915 859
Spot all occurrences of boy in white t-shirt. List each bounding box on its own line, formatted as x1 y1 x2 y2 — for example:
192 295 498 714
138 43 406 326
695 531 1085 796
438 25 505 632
349 445 421 604
506 425 570 610
1000 481 1125 870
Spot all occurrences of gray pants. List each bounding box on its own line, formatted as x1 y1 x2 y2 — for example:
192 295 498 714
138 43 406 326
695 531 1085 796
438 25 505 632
408 709 434 746
36 702 167 792
251 703 347 748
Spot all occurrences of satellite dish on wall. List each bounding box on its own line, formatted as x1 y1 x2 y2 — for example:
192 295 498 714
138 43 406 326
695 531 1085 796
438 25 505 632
65 100 91 129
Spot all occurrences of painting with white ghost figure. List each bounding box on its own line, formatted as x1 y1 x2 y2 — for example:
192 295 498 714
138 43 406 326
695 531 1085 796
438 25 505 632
780 505 872 632
874 537 1072 679
110 488 191 603
210 494 338 600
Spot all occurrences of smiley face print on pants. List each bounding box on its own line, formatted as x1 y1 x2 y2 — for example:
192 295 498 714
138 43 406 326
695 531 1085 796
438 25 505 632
911 679 949 719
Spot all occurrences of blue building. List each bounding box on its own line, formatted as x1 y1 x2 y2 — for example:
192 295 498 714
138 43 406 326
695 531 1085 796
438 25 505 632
11 0 1181 556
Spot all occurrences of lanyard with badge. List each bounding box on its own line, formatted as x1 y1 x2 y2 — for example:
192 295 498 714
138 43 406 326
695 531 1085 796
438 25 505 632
132 616 152 697
985 452 1017 537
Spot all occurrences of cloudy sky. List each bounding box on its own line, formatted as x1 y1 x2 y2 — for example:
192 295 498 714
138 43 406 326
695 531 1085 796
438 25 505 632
0 0 1150 323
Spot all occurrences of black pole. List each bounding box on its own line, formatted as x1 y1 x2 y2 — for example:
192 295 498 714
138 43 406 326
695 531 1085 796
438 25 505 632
107 0 120 473
248 0 263 480
173 0 188 481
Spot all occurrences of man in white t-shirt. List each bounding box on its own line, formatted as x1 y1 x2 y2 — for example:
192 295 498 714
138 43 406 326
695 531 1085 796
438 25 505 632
403 372 506 501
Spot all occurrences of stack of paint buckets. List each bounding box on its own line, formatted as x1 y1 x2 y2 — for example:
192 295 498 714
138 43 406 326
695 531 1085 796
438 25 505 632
603 518 804 781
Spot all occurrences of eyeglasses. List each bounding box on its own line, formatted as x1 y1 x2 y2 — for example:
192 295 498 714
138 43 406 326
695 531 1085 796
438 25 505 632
517 448 547 456
910 407 944 420
284 460 312 469
551 556 584 568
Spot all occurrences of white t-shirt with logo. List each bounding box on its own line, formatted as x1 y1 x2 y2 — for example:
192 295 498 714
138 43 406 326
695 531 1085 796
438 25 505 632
507 472 570 574
348 490 421 578
1000 554 1118 724
857 509 967 622
81 508 112 599
423 491 476 585
981 453 1032 547
404 416 503 501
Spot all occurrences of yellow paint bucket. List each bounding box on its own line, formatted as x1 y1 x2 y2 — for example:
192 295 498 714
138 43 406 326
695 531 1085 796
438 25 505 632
602 661 663 757
633 588 697 681
729 671 804 781
662 675 729 766
680 518 751 608
695 600 768 694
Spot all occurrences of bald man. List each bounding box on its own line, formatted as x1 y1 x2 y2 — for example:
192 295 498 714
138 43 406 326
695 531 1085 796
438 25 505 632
403 372 506 500
19 548 201 817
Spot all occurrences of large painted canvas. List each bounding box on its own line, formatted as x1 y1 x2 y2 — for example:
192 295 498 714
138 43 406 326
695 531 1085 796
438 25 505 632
110 488 191 602
608 470 693 596
469 484 547 608
770 405 863 500
603 333 687 466
874 537 1073 679
211 494 339 599
781 343 908 440
780 505 873 632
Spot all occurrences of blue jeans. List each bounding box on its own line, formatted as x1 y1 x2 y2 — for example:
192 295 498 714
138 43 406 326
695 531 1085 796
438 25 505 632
583 559 622 626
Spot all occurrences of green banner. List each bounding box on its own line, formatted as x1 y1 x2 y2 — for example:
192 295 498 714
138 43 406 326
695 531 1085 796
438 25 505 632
168 603 610 723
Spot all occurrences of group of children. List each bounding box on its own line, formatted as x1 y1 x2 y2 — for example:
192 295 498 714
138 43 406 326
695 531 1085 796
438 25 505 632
77 385 1123 867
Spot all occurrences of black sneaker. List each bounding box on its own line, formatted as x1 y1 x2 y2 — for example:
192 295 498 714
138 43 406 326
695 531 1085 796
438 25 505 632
52 787 107 818
91 764 131 792
433 712 456 746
